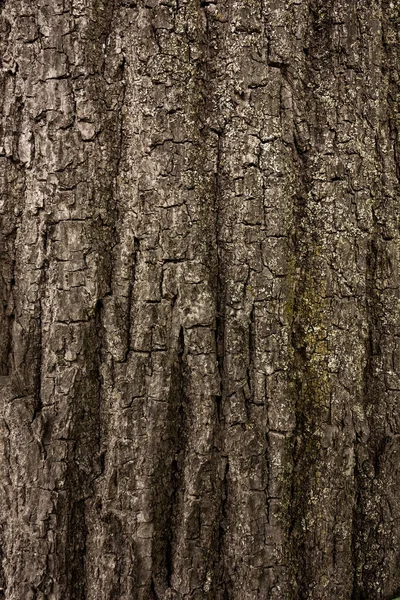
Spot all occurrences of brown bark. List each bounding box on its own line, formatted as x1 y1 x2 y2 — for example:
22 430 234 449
0 0 400 598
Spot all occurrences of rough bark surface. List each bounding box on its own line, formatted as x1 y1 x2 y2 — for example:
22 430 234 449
0 0 400 598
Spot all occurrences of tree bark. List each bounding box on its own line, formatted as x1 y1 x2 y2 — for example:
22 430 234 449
0 0 400 598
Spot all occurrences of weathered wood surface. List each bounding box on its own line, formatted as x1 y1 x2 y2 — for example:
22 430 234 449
0 0 399 598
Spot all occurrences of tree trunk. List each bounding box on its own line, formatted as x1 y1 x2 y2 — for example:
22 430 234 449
0 0 399 598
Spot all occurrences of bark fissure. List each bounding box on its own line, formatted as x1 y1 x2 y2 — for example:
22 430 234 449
214 129 225 424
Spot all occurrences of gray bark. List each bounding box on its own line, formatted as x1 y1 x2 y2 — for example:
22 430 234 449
0 0 400 598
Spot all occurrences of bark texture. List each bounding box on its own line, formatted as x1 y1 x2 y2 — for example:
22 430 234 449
0 0 400 598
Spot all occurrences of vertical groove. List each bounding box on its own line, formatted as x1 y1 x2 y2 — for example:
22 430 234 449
351 235 380 599
213 125 229 596
151 326 186 596
214 130 225 424
125 237 140 362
